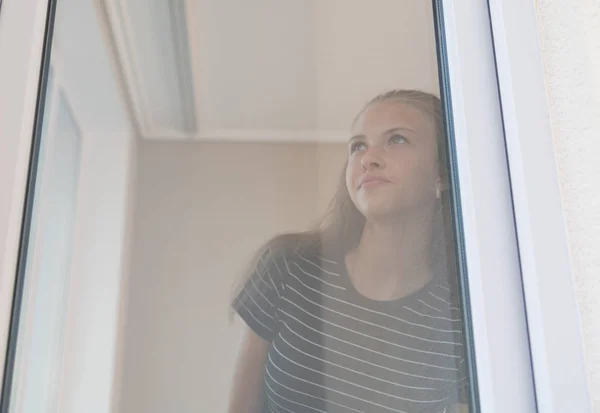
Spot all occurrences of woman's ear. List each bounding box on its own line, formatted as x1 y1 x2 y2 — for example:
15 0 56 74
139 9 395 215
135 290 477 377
436 176 449 197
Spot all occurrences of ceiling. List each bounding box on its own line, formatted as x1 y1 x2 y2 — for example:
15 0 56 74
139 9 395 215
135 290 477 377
99 0 440 142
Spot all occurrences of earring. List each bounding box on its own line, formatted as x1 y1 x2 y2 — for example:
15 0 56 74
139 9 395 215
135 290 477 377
436 185 441 199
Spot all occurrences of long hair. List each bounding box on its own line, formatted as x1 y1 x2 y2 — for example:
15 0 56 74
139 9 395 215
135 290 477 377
230 90 455 312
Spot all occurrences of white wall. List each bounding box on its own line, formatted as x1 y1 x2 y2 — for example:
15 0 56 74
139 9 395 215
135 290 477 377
55 133 135 413
535 1 600 410
116 142 346 413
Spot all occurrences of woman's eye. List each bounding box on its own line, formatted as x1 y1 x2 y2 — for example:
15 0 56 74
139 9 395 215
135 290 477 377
389 134 407 145
349 141 367 154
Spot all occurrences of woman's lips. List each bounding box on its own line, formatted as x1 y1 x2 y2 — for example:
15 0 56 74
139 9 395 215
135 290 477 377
358 176 391 189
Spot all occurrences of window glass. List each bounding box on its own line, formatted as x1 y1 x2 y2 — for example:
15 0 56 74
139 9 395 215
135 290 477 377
6 1 476 413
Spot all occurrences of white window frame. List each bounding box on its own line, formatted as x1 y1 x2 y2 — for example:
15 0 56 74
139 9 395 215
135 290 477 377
439 0 536 411
487 0 592 412
0 0 591 412
7 60 84 413
0 0 53 400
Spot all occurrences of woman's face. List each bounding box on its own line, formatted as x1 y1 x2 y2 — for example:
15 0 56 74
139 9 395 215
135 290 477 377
346 100 440 221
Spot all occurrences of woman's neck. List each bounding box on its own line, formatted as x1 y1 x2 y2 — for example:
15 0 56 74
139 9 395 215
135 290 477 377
346 206 436 301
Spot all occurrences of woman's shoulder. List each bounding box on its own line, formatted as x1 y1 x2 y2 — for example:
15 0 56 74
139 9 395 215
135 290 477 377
262 240 342 280
257 232 323 266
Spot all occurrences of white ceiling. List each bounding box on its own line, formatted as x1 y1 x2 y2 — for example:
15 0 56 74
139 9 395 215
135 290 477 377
100 0 440 142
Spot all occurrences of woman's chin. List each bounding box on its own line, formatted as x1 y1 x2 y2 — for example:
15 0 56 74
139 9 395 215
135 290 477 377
358 201 401 222
357 196 430 222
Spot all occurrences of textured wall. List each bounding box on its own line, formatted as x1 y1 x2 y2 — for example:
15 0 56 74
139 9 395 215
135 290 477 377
535 0 600 409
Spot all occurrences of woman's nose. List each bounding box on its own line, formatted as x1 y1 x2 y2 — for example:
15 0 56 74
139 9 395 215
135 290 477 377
361 146 385 171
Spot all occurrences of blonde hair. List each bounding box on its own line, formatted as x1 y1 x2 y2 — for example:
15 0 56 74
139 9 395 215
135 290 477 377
230 90 454 311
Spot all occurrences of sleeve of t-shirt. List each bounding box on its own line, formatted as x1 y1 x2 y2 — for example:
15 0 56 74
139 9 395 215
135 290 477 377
232 250 286 341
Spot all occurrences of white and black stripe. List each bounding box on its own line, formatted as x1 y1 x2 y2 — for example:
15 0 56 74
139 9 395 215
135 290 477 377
233 248 469 413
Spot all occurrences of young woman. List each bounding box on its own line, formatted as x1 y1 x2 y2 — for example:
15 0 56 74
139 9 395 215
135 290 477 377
229 90 469 413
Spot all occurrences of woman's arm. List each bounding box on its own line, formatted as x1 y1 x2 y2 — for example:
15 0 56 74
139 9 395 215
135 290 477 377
228 326 271 413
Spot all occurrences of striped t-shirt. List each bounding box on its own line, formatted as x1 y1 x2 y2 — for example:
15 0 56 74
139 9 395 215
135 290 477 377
233 247 468 413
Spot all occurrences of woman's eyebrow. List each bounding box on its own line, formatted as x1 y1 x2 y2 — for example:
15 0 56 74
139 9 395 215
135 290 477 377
348 134 365 144
349 127 417 143
384 126 417 135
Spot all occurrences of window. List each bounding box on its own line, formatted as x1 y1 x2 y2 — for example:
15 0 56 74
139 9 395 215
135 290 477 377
1 0 586 412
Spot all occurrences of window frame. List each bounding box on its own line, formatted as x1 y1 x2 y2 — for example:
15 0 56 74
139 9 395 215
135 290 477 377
435 0 536 411
0 0 589 411
487 0 593 411
8 63 84 413
0 0 54 409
